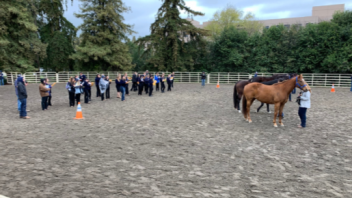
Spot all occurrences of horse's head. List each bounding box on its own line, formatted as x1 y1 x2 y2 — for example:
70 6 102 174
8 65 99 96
296 74 309 92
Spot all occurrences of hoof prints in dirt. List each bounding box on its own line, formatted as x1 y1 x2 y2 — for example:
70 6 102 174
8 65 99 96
0 84 352 197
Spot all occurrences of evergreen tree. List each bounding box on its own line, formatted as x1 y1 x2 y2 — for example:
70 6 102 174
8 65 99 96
136 0 209 71
70 0 134 71
38 0 76 71
0 0 47 72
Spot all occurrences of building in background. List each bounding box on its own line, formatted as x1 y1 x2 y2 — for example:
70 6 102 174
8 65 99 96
186 4 345 31
259 4 345 29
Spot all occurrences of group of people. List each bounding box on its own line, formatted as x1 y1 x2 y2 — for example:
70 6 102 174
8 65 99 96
93 71 175 102
14 74 54 119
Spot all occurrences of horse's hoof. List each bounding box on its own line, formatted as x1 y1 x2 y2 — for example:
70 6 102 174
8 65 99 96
274 124 278 127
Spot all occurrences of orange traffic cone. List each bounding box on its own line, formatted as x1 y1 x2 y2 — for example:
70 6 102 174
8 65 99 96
74 102 84 119
330 84 335 93
216 81 220 88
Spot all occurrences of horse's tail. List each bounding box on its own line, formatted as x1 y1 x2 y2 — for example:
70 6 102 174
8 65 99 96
242 93 248 117
234 83 238 109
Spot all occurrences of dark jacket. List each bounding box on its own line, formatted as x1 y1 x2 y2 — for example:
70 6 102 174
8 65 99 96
167 77 171 84
18 81 27 99
68 82 76 93
95 77 100 85
201 73 206 79
120 80 126 88
79 75 86 82
132 74 137 82
148 78 154 87
83 81 91 90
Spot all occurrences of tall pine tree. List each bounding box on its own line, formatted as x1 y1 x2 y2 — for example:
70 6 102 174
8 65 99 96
70 0 134 71
0 0 47 72
137 0 209 71
38 0 76 71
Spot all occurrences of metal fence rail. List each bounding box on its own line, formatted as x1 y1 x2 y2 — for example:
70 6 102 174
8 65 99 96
6 72 352 88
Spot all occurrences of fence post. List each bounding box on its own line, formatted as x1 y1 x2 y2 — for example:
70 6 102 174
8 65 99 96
238 73 239 81
324 74 327 87
228 73 229 84
11 73 14 85
338 74 341 87
197 73 199 83
249 74 252 79
207 74 210 84
311 74 314 87
56 73 59 83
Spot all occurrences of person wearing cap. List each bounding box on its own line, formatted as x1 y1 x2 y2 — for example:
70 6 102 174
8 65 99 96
39 79 51 110
17 77 30 119
0 70 4 86
201 72 206 86
254 71 258 77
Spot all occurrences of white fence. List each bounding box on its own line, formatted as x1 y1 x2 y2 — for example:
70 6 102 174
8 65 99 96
6 71 352 88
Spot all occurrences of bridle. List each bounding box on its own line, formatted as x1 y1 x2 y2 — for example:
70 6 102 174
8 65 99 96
296 77 307 89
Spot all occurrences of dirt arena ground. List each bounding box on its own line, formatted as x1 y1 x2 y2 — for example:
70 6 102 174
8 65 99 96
1 83 352 198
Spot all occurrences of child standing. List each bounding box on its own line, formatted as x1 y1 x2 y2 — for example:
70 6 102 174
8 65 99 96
161 73 165 93
120 76 127 101
83 79 92 104
149 75 154 97
167 74 172 91
39 79 50 110
155 72 160 91
115 74 121 98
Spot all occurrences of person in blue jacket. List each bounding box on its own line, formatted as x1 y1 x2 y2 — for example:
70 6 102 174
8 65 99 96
149 75 154 97
155 72 160 91
254 71 258 77
95 74 101 97
0 70 4 86
79 72 86 82
83 79 92 103
167 74 172 91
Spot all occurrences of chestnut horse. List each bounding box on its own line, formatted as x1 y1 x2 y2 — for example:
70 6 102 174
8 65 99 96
242 74 308 127
233 75 291 113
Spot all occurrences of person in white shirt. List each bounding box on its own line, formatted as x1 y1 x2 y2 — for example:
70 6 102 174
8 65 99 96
298 90 311 128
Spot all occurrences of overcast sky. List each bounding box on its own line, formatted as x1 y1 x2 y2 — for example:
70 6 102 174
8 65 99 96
64 0 352 39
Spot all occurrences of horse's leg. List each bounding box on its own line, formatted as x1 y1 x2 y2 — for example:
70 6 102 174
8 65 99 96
267 103 271 113
279 103 285 126
273 103 280 127
238 97 241 113
257 103 264 113
247 99 255 123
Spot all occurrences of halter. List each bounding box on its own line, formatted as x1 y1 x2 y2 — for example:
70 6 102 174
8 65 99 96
296 77 307 89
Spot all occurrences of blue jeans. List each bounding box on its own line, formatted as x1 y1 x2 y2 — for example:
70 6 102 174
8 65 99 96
42 96 48 110
121 86 125 101
19 98 27 117
201 79 205 86
17 95 21 111
298 107 307 127
350 82 352 91
292 87 296 94
289 93 292 101
0 79 4 86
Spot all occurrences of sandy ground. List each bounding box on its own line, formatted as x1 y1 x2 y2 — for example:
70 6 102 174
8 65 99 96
0 83 352 198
